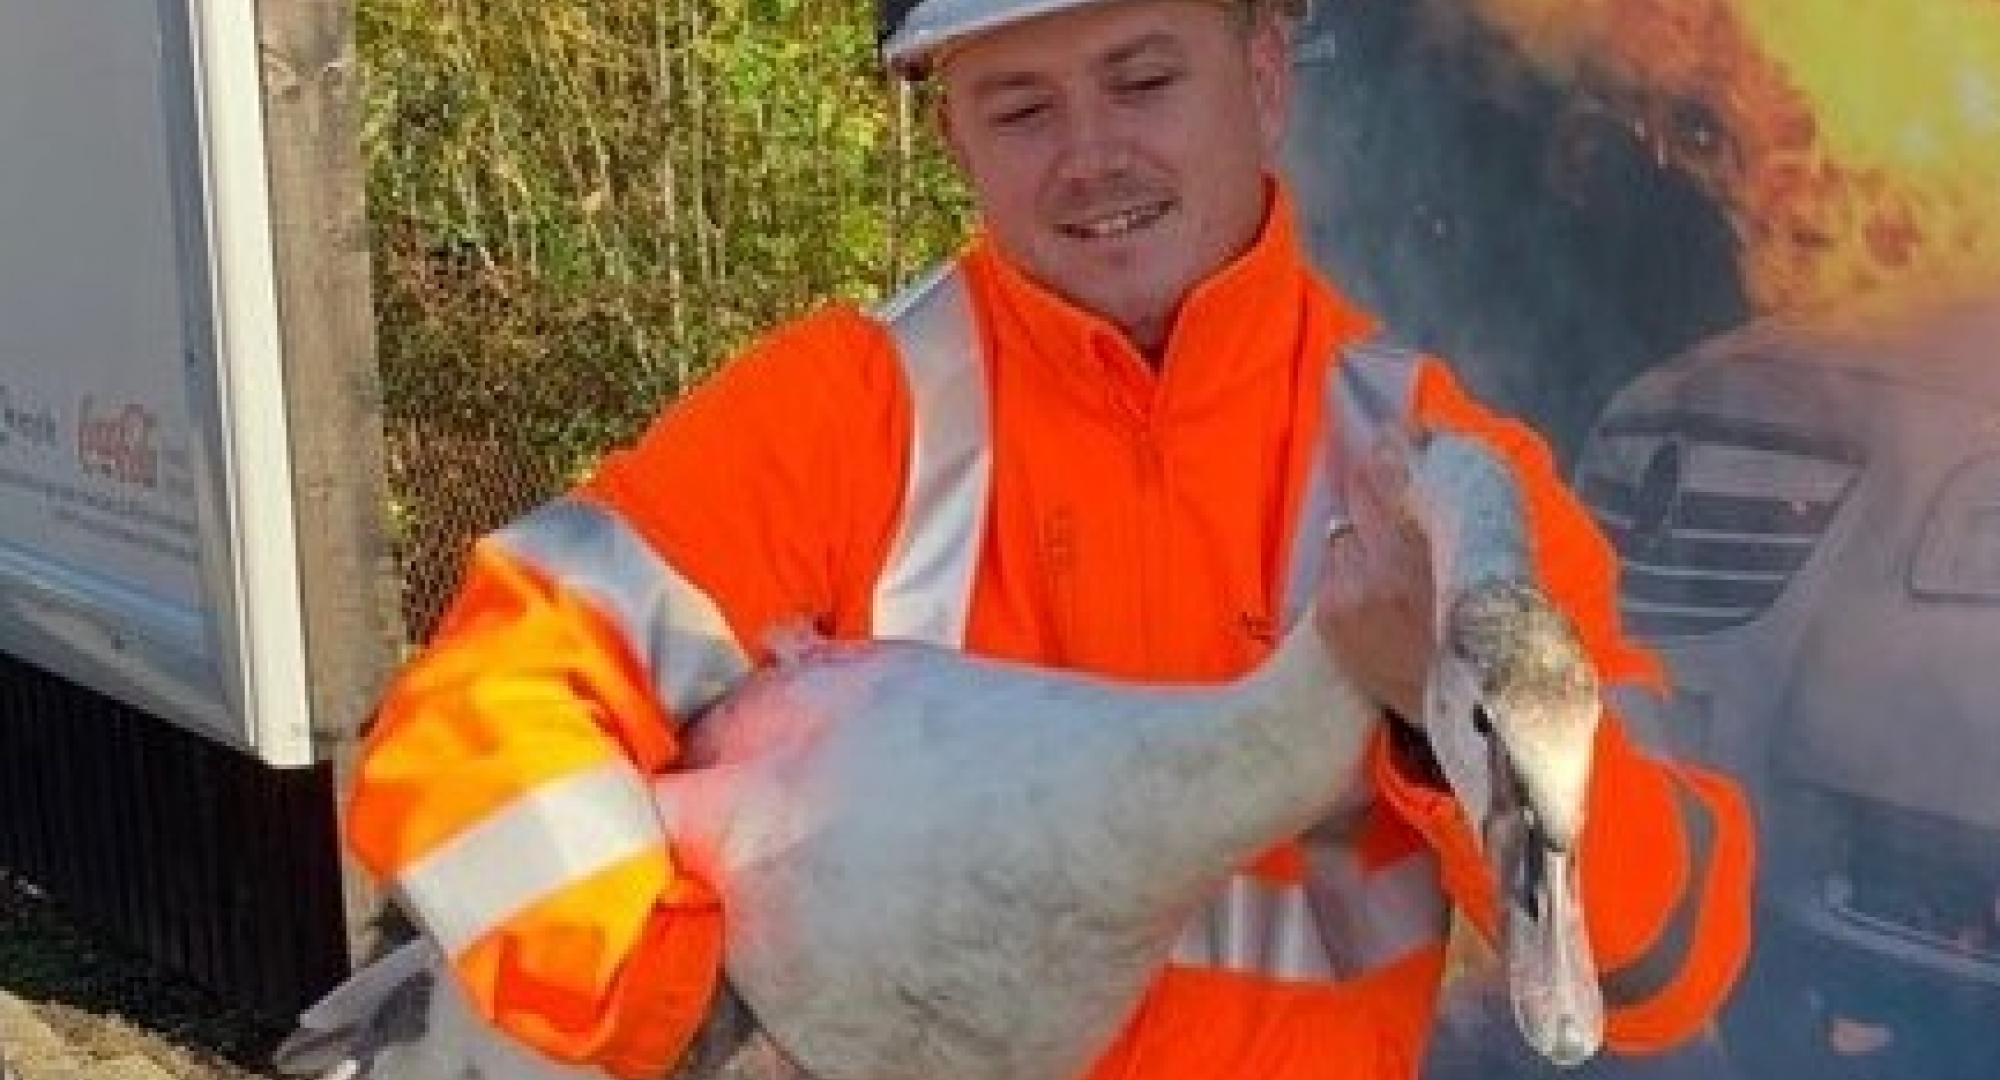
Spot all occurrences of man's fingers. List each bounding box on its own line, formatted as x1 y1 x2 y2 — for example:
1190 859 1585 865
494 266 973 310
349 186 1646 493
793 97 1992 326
1324 507 1360 584
1370 426 1415 495
1341 454 1390 549
1317 464 1439 722
1323 514 1364 600
1343 461 1419 565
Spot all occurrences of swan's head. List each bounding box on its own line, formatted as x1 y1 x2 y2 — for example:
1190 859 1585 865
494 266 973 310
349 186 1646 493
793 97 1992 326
1424 580 1604 1068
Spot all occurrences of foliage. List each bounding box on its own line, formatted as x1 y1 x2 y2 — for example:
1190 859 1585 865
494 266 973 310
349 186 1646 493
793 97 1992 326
359 0 970 463
356 0 970 634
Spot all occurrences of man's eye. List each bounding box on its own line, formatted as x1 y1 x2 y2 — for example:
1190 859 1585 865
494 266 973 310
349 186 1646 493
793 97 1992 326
1117 72 1179 98
990 102 1048 128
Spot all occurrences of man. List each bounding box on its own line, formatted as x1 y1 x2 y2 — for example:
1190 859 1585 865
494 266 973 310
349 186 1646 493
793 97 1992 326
342 1 1753 1077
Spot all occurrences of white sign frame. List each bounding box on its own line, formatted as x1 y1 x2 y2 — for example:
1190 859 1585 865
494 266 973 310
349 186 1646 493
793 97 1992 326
0 0 313 766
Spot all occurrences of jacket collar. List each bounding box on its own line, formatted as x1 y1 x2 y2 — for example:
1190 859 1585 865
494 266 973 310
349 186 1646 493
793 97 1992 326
962 180 1372 422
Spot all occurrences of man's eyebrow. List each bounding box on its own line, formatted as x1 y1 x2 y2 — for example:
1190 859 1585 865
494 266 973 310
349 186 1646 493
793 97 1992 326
968 71 1046 102
965 33 1187 100
1103 32 1184 67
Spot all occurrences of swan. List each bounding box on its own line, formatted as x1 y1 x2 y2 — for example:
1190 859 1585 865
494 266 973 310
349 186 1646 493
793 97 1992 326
650 429 1603 1079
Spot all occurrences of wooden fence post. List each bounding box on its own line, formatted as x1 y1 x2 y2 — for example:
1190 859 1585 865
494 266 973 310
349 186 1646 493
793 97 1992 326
253 0 405 965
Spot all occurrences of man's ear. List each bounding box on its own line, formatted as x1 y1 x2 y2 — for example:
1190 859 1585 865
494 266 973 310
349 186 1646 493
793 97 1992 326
1247 9 1294 164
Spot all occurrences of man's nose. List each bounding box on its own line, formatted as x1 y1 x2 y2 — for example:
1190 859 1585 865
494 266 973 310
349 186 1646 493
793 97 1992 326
1053 97 1134 182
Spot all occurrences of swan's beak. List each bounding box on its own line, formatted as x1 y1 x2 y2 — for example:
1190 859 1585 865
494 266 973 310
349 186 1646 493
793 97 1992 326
1490 750 1603 1069
1424 643 1603 1068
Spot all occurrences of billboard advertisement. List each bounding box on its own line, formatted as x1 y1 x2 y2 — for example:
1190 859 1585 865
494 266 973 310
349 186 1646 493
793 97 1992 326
1288 1 2000 1076
0 0 313 765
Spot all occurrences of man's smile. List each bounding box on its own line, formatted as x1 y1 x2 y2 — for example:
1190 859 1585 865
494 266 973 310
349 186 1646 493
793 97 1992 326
1059 199 1175 241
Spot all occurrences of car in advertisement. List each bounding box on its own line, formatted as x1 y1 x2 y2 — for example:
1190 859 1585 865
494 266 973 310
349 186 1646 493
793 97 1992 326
1574 298 2000 1080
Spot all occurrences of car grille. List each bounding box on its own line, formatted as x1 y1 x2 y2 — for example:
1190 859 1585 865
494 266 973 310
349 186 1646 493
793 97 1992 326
1577 412 1861 639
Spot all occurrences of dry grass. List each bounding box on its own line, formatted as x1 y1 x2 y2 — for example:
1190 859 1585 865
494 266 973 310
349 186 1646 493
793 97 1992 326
0 874 282 1080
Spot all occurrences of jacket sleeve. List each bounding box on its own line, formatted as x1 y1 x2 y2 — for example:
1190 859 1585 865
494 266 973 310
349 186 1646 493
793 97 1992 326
345 307 908 1078
1369 357 1756 1053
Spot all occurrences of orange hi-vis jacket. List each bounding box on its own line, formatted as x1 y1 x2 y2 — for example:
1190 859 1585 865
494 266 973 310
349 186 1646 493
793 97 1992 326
347 185 1754 1079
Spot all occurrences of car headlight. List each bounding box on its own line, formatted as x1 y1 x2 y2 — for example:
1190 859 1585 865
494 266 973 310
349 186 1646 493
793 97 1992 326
1912 452 2000 601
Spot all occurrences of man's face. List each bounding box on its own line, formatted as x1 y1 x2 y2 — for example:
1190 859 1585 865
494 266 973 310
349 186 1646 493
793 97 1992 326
937 0 1291 354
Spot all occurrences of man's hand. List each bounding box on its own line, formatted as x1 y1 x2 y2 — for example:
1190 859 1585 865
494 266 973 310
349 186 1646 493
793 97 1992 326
1314 433 1436 722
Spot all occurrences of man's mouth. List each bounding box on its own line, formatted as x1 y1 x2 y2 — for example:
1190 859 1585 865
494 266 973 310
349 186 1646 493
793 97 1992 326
1059 200 1173 241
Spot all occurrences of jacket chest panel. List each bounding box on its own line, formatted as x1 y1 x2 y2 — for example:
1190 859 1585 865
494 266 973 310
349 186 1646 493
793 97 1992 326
964 403 1296 683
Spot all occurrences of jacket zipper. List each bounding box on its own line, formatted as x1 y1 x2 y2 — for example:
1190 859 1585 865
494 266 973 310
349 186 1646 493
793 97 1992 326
1042 507 1078 665
1134 428 1166 667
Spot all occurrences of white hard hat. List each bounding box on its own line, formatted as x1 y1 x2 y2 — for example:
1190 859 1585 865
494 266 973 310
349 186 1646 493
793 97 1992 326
879 1 1298 79
879 0 1117 78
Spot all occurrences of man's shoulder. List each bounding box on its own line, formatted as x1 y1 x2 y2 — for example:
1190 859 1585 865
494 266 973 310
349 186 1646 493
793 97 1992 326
730 256 980 396
739 301 897 371
588 299 913 507
698 300 908 410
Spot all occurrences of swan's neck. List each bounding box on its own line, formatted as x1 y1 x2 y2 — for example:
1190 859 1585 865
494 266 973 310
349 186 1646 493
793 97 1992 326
1408 437 1536 631
1140 618 1377 869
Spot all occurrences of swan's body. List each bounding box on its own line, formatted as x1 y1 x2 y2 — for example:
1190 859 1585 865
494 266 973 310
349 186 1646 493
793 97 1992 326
659 620 1373 1080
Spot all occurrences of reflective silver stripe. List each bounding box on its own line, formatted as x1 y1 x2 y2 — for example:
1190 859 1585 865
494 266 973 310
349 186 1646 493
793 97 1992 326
1333 340 1424 458
1171 874 1337 983
396 760 661 958
1601 775 1717 1008
1280 340 1426 624
1167 859 1448 984
870 262 992 647
1304 845 1452 977
495 498 748 721
1280 444 1333 626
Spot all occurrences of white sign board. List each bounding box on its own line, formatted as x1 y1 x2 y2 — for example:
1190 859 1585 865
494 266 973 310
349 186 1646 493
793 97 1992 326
0 0 313 765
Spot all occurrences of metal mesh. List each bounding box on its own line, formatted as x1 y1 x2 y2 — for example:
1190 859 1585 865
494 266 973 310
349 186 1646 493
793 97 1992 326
383 418 562 645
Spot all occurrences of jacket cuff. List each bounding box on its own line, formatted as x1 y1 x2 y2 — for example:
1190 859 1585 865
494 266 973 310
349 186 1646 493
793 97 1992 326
1367 725 1501 936
1594 761 1755 1051
450 848 726 1079
597 869 728 1078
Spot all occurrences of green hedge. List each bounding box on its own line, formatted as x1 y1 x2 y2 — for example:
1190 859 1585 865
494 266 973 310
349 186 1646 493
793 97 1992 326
358 0 971 635
362 0 969 475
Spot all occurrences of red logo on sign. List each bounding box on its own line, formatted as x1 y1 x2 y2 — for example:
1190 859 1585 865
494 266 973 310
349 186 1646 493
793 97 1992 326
77 396 159 488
